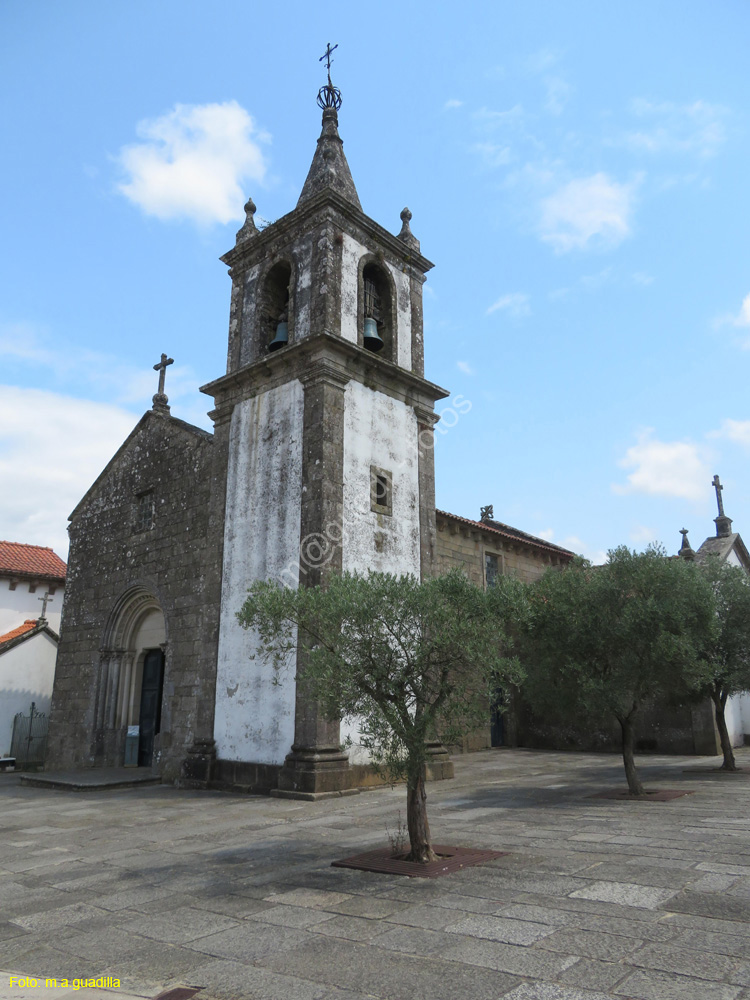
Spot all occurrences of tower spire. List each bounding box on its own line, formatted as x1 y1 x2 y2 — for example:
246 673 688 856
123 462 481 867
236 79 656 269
297 44 361 210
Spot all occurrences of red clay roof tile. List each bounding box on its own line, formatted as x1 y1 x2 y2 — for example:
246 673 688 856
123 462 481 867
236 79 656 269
0 542 67 581
0 619 39 645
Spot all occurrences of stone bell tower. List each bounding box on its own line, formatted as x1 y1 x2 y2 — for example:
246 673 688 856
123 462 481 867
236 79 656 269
201 58 449 796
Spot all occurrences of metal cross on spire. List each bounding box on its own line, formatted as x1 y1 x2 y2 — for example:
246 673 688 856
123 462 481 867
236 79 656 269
38 592 53 620
713 474 725 517
152 353 174 413
317 42 342 111
319 42 338 88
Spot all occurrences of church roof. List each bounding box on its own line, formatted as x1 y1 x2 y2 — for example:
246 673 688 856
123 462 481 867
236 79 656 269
297 108 362 210
436 509 575 558
696 532 750 569
0 542 67 582
0 618 59 653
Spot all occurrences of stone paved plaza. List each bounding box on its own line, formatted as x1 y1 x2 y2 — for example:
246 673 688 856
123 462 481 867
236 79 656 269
2 747 750 1000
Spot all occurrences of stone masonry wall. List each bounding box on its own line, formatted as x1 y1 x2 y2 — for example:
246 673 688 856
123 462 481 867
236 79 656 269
47 411 221 781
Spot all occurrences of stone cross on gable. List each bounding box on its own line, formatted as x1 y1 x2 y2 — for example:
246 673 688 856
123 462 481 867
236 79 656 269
713 474 725 517
152 353 174 413
38 592 53 620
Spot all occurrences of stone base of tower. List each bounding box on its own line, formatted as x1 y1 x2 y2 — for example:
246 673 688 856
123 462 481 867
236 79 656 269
202 744 455 798
176 737 217 790
272 744 358 800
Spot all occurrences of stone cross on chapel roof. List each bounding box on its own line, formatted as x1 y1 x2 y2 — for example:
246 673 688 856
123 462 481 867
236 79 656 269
152 353 174 414
38 591 53 621
713 474 725 517
712 474 733 538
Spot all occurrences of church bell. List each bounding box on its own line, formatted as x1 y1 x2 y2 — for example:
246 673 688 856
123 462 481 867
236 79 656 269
363 317 384 352
268 319 289 352
363 276 384 352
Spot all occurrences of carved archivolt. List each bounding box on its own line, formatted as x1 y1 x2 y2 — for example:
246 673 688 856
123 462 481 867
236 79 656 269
97 587 165 731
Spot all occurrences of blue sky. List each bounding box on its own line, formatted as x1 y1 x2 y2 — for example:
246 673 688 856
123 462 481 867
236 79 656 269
1 1 749 562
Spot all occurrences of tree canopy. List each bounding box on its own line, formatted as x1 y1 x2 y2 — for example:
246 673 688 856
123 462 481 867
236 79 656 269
516 546 717 795
696 556 750 770
238 569 521 861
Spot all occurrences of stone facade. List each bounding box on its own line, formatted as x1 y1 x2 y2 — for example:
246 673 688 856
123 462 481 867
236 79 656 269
434 509 574 753
46 411 223 782
46 98 451 795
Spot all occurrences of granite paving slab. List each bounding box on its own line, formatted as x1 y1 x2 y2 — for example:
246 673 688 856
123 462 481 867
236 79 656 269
3 747 750 999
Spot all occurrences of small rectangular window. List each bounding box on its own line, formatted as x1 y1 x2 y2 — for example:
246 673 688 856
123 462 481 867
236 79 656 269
485 553 499 589
370 466 393 517
135 491 155 533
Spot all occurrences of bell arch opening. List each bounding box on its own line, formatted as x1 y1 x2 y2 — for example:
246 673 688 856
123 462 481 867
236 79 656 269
261 260 293 353
358 259 396 362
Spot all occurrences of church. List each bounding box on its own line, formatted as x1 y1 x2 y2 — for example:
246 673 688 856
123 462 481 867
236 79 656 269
46 71 573 796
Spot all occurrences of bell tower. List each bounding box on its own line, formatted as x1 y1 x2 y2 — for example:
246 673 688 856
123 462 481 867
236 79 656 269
201 55 449 797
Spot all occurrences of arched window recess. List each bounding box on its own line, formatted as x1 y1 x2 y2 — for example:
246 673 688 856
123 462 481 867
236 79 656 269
263 260 293 353
359 259 396 361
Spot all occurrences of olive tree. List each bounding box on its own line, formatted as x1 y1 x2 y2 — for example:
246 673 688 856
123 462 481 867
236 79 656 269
238 569 521 862
696 556 750 771
516 547 716 795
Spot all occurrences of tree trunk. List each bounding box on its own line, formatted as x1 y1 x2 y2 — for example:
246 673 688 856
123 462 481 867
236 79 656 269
618 714 645 796
405 773 438 863
712 686 737 771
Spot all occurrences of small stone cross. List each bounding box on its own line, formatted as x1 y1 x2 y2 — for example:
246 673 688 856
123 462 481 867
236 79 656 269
38 592 53 620
712 474 724 517
480 505 494 523
152 353 174 413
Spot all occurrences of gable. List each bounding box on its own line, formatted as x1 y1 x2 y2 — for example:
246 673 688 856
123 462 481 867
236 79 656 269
69 410 213 523
696 533 750 573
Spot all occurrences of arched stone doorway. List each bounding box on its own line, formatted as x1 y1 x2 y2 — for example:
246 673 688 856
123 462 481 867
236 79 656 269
96 587 167 768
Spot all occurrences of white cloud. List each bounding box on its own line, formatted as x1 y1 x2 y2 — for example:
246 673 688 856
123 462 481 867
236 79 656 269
444 99 463 110
116 101 269 225
0 324 202 412
630 524 658 544
544 77 571 116
713 293 750 347
486 292 530 317
632 271 654 286
472 105 525 131
622 99 728 159
712 419 750 450
456 361 474 375
473 143 513 168
0 387 138 558
613 429 710 501
539 172 638 252
535 526 606 564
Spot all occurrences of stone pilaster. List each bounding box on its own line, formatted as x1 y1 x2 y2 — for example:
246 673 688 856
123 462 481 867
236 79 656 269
415 405 440 581
275 361 353 798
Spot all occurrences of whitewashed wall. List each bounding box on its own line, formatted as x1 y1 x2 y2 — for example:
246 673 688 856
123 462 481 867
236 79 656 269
0 580 64 635
387 262 412 371
339 235 412 371
0 631 57 757
214 382 304 765
340 233 361 347
340 381 421 761
726 692 750 747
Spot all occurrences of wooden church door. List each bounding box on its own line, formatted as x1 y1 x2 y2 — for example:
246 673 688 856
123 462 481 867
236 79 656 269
138 648 164 766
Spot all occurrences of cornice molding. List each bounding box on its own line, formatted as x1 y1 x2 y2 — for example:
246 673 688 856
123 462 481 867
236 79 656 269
201 332 449 416
220 190 434 277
